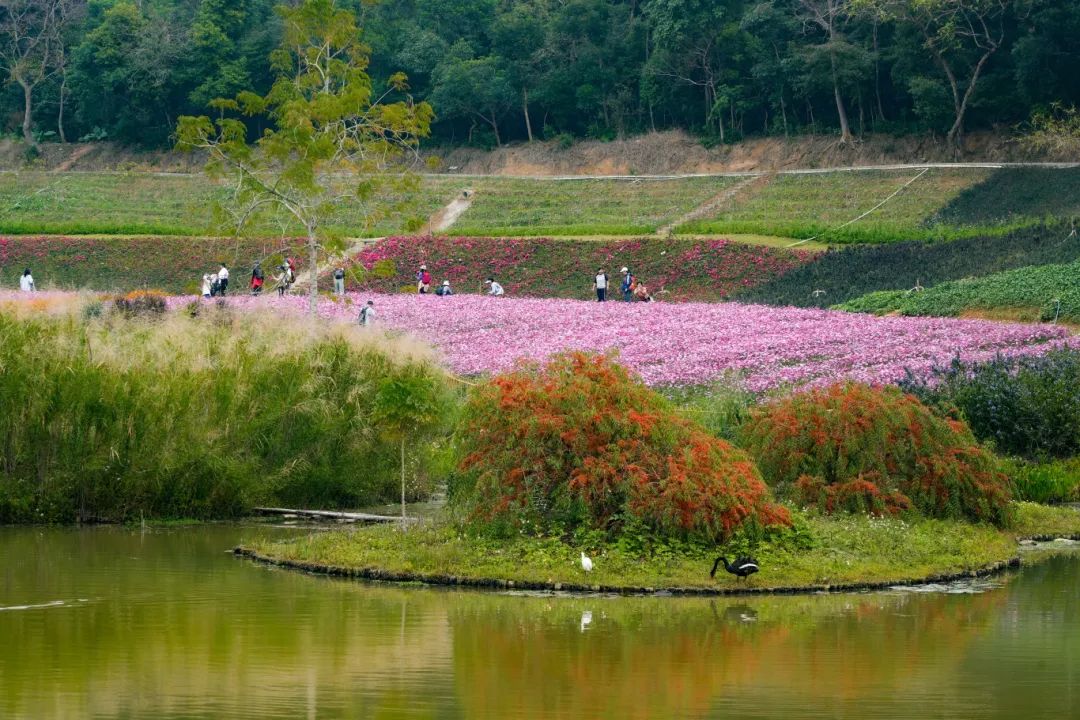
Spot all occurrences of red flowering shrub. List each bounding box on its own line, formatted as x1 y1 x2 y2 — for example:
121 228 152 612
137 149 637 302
452 352 791 541
740 383 1013 526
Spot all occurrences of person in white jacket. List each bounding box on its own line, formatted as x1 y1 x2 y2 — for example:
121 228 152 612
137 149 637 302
217 264 230 295
485 278 504 296
19 269 35 292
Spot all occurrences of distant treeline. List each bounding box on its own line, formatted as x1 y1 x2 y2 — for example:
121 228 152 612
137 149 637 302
4 0 1080 149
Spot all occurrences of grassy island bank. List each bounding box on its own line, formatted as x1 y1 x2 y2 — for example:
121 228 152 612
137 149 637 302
240 503 1080 595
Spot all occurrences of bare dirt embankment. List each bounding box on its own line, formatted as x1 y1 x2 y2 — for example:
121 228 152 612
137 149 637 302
0 129 1067 176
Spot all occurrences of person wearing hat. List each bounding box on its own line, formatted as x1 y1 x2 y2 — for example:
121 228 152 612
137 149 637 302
435 279 454 297
485 277 504 296
620 266 635 302
416 264 431 294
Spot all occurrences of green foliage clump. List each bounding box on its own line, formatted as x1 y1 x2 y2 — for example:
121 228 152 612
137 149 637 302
837 259 1080 324
739 383 1013 526
1002 458 1080 505
900 349 1080 460
739 223 1080 308
451 352 791 543
0 304 452 523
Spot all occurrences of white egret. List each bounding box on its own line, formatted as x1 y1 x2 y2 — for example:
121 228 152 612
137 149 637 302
580 552 594 573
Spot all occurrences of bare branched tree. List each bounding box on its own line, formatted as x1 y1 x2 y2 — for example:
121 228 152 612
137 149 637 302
0 0 74 145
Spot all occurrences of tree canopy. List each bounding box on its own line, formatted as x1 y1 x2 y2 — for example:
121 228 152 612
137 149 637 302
5 0 1080 148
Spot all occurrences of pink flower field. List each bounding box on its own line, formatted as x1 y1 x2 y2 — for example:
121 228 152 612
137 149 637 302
171 292 1076 391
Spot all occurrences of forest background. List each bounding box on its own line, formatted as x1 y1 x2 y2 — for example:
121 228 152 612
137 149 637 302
4 0 1080 153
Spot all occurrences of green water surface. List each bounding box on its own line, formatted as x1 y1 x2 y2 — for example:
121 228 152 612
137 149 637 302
1 525 1077 719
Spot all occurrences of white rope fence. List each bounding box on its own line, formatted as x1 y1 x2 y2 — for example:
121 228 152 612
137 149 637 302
786 167 931 248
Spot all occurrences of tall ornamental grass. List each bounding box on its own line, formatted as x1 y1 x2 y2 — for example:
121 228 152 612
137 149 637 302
0 301 451 523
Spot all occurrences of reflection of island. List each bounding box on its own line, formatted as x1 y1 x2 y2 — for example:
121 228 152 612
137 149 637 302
449 589 1008 719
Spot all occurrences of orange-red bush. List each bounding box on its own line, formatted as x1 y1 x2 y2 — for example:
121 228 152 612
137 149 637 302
740 383 1013 526
452 352 790 541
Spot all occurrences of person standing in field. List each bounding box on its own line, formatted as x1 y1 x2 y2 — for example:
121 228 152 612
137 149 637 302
594 267 609 302
19 268 35 292
417 265 432 294
333 267 346 296
485 278 504 296
201 274 213 298
358 300 375 326
217 263 230 296
250 264 265 295
620 267 635 302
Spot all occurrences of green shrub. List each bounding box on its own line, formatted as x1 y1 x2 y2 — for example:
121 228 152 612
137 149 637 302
451 352 791 542
900 350 1080 460
0 305 453 523
1003 457 1080 505
739 383 1013 526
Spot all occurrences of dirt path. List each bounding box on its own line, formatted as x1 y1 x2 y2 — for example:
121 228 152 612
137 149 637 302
656 174 774 236
53 146 95 172
292 190 474 291
419 189 474 234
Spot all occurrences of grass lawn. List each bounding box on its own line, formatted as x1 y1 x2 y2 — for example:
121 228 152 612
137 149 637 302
241 503 1080 593
679 168 993 242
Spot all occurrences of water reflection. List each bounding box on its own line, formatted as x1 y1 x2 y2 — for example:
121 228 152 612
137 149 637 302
1 526 1077 719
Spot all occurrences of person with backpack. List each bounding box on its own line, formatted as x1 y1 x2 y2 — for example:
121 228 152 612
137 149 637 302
19 268 35 292
217 263 229 296
593 267 609 302
333 267 346 296
417 265 432 294
358 300 375 326
250 264 265 295
620 267 635 302
435 279 453 296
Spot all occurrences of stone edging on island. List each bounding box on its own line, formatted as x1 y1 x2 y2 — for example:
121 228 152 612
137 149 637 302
233 547 1026 597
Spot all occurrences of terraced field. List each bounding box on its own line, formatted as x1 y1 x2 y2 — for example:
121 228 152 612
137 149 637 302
679 168 994 242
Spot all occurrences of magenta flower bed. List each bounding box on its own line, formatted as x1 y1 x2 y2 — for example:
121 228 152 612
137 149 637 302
166 293 1077 391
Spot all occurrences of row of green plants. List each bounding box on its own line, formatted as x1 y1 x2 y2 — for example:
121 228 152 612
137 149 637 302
352 235 813 302
0 299 452 523
836 259 1080 324
932 168 1080 227
737 222 1080 308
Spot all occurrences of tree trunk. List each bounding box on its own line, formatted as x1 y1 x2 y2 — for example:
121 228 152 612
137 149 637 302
830 52 853 145
947 50 995 150
307 225 318 318
400 437 407 520
19 79 34 146
490 111 501 147
58 73 68 144
522 88 533 142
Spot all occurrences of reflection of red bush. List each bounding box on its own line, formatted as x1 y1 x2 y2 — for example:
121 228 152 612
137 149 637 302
456 352 790 540
742 383 1013 525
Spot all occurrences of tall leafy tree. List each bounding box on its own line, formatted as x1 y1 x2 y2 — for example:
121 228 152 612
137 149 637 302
176 0 433 316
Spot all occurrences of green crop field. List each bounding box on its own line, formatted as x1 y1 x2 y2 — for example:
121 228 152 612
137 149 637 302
932 167 1080 226
451 176 739 236
836 259 1080 324
678 168 994 242
0 172 460 237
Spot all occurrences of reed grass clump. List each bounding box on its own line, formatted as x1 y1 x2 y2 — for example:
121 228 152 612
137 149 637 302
0 301 453 523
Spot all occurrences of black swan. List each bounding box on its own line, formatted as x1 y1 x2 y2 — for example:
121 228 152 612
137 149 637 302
711 556 759 581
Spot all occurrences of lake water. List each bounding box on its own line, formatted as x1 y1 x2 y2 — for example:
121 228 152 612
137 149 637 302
2 525 1077 719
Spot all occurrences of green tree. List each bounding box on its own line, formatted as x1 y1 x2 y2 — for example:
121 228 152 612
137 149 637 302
176 0 433 316
372 363 448 519
431 42 515 146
